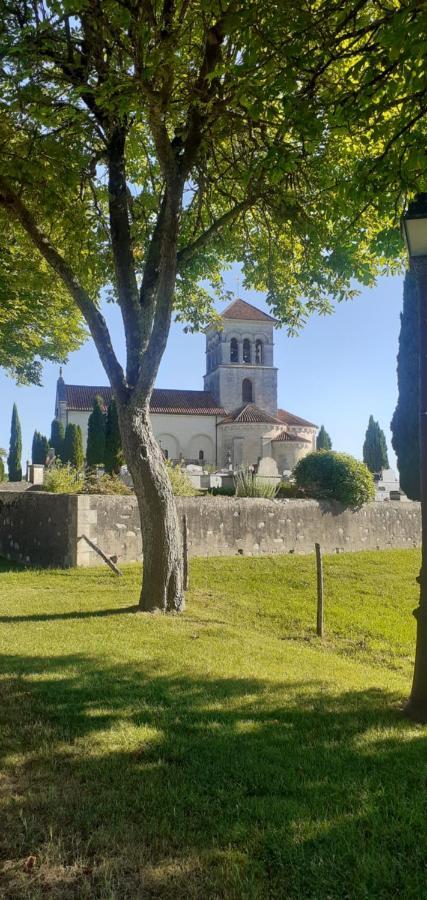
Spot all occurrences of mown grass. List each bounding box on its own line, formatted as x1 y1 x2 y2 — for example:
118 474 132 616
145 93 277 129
0 550 426 899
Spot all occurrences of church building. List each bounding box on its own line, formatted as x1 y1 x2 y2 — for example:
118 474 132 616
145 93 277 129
55 298 317 473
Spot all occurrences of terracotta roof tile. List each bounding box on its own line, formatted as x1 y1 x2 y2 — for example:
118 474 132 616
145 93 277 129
150 389 225 415
271 429 311 443
65 385 112 410
64 384 225 415
277 408 317 428
222 298 277 323
220 403 282 425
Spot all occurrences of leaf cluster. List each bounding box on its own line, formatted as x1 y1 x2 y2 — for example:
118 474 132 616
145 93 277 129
294 450 375 509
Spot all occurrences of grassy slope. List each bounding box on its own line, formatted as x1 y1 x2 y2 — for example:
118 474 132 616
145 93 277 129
0 550 426 899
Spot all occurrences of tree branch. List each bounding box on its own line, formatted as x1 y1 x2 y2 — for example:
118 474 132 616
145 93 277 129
137 185 182 396
0 176 126 398
107 125 141 385
177 198 253 270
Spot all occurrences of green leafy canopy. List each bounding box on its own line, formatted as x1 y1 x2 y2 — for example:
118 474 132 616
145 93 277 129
0 1 426 391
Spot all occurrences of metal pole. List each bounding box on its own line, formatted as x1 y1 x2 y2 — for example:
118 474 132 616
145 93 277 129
315 542 324 638
183 514 189 591
405 257 427 721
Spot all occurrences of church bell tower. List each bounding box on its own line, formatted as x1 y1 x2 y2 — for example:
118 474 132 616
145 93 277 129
203 299 278 416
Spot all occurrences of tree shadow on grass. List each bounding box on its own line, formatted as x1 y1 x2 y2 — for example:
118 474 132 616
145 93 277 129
0 653 426 899
0 606 139 623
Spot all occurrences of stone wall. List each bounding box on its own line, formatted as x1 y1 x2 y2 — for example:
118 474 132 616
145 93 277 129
0 492 421 568
0 491 77 567
178 497 421 557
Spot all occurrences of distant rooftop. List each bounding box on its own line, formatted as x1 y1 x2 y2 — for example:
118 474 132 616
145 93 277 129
59 382 225 416
220 403 282 425
272 430 311 443
277 409 317 429
221 298 277 323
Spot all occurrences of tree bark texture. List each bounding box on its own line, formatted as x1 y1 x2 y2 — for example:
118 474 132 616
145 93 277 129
404 257 427 722
118 402 184 613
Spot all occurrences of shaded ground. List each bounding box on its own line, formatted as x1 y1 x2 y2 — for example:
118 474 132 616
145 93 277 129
0 551 426 899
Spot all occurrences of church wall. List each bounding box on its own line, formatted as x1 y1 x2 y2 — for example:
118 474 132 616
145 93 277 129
272 442 310 474
206 364 278 415
66 410 218 465
218 423 278 468
287 425 317 451
67 410 91 453
151 413 218 464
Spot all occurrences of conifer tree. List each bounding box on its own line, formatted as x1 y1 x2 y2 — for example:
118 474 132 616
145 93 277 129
7 403 22 481
32 431 49 464
86 396 106 467
104 399 123 475
363 415 389 474
31 430 40 464
316 426 332 451
40 434 49 464
391 271 420 500
63 423 84 470
50 418 65 459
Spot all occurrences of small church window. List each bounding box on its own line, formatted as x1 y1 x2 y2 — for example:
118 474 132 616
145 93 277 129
163 449 169 460
198 449 204 462
255 340 263 364
230 338 238 362
242 378 253 403
243 339 251 364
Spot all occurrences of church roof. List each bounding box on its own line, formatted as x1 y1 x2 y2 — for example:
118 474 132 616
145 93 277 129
151 389 225 415
62 384 225 416
220 403 283 425
222 298 277 323
277 408 317 428
271 430 311 443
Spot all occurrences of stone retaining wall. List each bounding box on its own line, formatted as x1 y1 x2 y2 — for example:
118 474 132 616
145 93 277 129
0 491 77 567
0 492 421 568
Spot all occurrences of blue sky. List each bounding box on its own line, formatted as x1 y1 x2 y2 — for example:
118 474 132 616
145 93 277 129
0 266 404 468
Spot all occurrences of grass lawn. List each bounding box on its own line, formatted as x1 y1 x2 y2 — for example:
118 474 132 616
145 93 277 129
1 549 427 899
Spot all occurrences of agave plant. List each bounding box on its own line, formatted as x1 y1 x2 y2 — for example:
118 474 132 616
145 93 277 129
234 466 278 499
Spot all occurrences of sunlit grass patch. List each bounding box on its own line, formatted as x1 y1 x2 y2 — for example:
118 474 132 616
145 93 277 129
0 549 426 899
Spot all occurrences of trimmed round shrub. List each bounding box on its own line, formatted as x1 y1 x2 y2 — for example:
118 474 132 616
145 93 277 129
294 450 375 509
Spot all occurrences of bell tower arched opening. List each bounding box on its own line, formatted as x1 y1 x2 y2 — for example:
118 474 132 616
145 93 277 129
242 378 253 403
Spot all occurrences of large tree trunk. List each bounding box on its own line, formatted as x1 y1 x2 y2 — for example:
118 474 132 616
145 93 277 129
118 401 184 613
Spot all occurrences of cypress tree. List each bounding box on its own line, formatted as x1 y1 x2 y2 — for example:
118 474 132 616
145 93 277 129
32 430 40 464
31 431 49 464
363 415 389 474
39 434 49 464
50 418 65 458
316 425 332 451
63 423 84 469
86 395 106 466
391 271 420 500
7 403 22 481
104 399 123 475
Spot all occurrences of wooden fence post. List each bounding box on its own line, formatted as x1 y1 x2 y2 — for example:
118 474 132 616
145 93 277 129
315 542 324 638
183 514 189 591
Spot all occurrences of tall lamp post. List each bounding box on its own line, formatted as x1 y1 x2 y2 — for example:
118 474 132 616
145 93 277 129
402 193 427 723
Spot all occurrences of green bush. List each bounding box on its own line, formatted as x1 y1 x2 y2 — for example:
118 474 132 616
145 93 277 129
0 457 4 482
44 465 132 495
83 472 131 495
235 466 278 499
294 450 375 509
276 481 305 499
165 460 198 496
44 463 82 493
